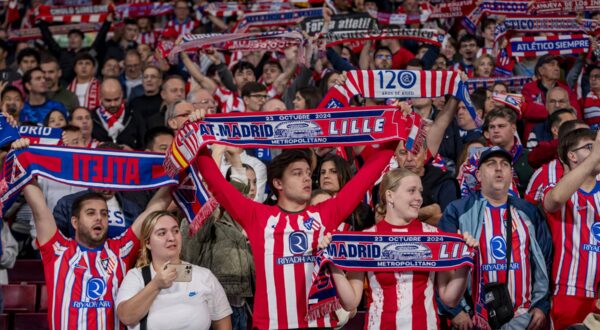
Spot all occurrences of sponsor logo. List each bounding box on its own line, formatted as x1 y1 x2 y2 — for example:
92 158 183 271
592 222 600 242
274 121 322 139
398 71 417 89
490 236 506 260
289 231 308 254
381 242 432 261
86 278 106 300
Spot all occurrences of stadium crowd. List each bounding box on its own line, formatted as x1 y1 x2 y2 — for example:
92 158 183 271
0 0 599 329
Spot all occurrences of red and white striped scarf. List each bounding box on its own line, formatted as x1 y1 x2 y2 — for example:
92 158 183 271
96 103 126 140
528 0 600 15
321 27 444 48
214 87 245 113
35 4 114 23
167 31 304 63
8 23 103 41
494 17 600 43
137 31 157 46
68 78 101 111
583 91 600 129
492 93 523 117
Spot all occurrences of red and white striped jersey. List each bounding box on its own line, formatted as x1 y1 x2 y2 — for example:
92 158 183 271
196 146 394 329
544 182 600 298
136 31 158 47
38 229 140 330
165 18 199 36
478 203 532 314
362 220 440 330
525 159 563 205
214 87 245 113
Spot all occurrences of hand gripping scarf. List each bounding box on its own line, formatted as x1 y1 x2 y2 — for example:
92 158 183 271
507 34 590 58
319 70 481 127
462 0 530 34
0 115 62 147
306 232 477 320
1 145 179 216
163 106 423 177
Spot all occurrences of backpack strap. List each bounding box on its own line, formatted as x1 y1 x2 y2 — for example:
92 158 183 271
140 265 152 330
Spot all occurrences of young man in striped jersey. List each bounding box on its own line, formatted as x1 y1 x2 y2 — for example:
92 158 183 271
543 128 600 329
13 138 172 330
194 140 397 328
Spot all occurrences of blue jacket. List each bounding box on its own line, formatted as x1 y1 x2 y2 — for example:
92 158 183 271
20 99 68 125
438 192 553 317
53 190 142 239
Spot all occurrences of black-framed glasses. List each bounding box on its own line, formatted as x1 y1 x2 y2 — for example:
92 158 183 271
570 143 593 152
250 94 267 100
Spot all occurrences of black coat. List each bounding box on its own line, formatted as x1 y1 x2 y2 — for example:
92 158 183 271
91 106 146 150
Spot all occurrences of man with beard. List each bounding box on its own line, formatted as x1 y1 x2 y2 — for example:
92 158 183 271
41 56 79 113
91 79 144 150
11 137 172 330
452 34 479 77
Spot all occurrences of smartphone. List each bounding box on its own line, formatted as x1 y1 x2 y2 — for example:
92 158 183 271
166 264 192 282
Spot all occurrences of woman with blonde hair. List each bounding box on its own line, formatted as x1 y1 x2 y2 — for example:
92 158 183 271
474 54 495 78
116 211 232 330
320 168 478 329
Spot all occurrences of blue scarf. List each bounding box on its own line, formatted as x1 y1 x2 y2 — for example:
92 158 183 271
307 232 476 320
2 146 179 215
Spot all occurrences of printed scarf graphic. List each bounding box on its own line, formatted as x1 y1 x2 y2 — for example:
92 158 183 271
319 70 481 127
1 146 178 216
167 31 304 62
164 106 421 177
307 232 476 320
233 7 323 32
494 17 600 42
507 34 590 58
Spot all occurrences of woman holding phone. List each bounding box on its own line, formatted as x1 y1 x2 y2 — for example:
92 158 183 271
116 211 232 330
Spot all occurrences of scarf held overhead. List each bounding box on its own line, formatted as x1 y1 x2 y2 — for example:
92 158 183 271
1 145 179 216
167 31 304 62
306 232 476 320
163 106 422 177
507 34 590 58
319 70 481 127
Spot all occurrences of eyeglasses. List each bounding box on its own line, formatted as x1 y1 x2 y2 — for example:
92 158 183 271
591 75 600 81
375 54 392 60
250 94 267 100
570 143 593 152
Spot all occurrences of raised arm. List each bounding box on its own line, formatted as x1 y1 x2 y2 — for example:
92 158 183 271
130 186 173 238
543 131 600 213
427 96 459 157
195 147 257 230
180 52 217 94
11 139 57 245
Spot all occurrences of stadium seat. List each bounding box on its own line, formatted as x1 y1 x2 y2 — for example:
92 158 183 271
8 259 45 284
38 284 48 312
0 314 8 329
1 284 37 313
13 312 48 330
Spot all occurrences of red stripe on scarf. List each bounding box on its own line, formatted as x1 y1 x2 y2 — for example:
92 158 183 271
68 78 101 110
